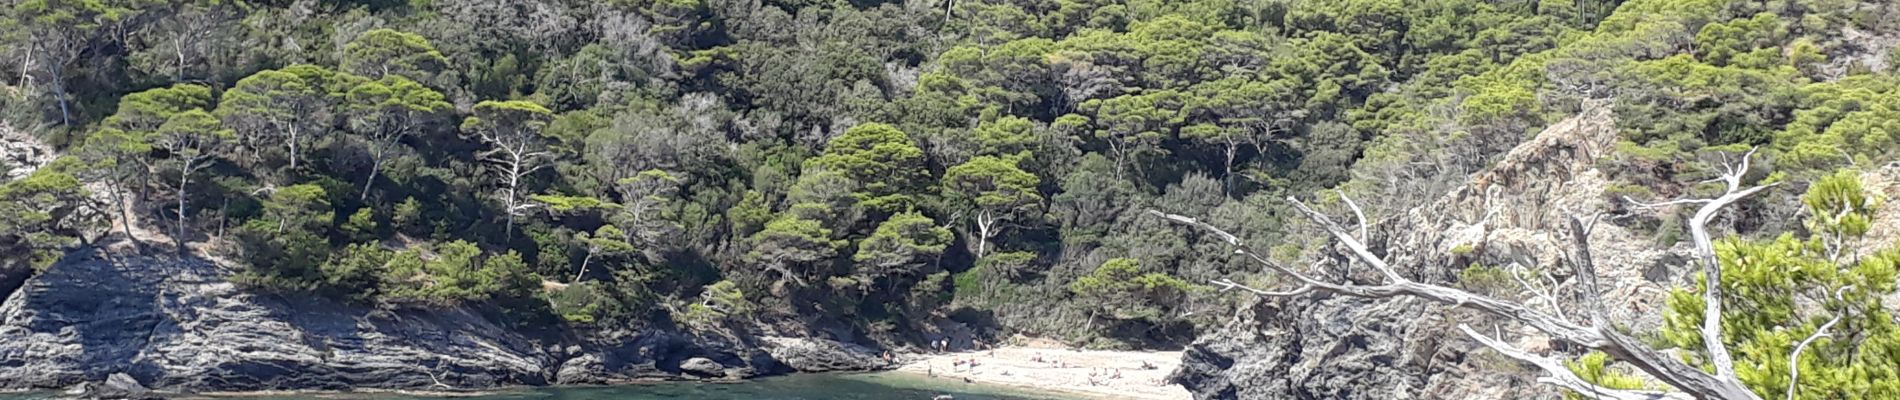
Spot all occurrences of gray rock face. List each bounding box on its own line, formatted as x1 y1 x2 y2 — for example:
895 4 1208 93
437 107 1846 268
760 336 888 372
89 373 159 400
1173 102 1678 399
0 250 878 392
0 250 550 391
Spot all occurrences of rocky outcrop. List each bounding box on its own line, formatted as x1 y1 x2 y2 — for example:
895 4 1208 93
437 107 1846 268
1 121 57 182
0 249 885 393
1172 101 1697 399
759 336 890 372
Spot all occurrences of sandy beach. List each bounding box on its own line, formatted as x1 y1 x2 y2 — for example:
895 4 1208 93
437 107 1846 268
895 346 1191 400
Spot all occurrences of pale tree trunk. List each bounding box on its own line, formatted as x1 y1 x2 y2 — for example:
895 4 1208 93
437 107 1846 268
1222 140 1238 195
174 160 193 254
107 174 139 247
574 247 596 282
361 123 407 202
287 123 301 171
973 210 996 258
503 147 523 240
360 155 384 202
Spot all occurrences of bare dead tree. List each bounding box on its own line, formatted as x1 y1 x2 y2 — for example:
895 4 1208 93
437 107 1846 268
1156 150 1774 400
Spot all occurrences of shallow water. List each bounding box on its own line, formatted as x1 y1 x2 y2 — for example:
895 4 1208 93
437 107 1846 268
0 372 1078 400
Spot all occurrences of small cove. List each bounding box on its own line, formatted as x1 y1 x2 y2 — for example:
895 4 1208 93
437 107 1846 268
0 372 1081 400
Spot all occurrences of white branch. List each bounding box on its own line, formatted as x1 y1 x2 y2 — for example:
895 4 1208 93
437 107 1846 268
1286 197 1405 283
1624 147 1776 382
1158 166 1772 399
1459 325 1691 400
1338 190 1369 242
1786 285 1851 400
1211 279 1311 297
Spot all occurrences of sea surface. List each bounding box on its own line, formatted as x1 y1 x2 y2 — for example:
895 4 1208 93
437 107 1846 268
0 372 1077 400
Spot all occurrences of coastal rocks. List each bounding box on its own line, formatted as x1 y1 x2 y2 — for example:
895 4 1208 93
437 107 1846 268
54 373 162 400
92 373 159 400
679 357 725 377
1173 102 1672 399
0 249 551 391
760 336 888 372
551 330 780 384
0 249 894 393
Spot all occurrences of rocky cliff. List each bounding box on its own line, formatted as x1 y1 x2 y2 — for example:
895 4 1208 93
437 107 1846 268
0 247 888 393
1171 102 1703 399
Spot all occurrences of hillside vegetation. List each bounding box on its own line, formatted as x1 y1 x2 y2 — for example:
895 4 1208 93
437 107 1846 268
3 0 1899 364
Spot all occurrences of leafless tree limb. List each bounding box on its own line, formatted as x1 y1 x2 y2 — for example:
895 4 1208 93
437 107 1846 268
1151 151 1775 400
1286 197 1404 283
1785 285 1851 400
1338 190 1369 241
1458 324 1691 400
1625 147 1776 383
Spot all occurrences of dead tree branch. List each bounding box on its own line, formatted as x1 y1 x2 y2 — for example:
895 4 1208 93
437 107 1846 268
1458 324 1690 400
1626 147 1775 383
1152 150 1774 400
1785 285 1850 400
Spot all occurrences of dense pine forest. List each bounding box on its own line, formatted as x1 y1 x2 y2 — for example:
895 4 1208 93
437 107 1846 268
3 0 1899 367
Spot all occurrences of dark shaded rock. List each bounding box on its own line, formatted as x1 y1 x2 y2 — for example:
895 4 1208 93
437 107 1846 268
0 250 902 392
0 250 550 392
92 373 158 400
1170 103 1643 399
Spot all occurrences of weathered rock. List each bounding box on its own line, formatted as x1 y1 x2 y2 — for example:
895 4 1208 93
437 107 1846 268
1173 101 1687 399
760 336 887 372
0 249 833 392
679 357 725 377
91 373 158 400
0 250 551 392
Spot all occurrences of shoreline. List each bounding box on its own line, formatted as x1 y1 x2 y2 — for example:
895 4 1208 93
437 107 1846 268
892 347 1191 400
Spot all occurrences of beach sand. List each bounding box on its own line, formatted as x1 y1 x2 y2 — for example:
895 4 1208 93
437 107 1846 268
894 346 1191 400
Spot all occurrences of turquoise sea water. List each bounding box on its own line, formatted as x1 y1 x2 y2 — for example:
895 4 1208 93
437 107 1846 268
0 373 1077 400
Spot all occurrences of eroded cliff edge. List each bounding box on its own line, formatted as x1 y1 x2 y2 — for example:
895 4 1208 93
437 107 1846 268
1169 102 1701 399
0 248 887 392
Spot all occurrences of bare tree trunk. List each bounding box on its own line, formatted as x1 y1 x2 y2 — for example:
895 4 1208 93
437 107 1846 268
574 249 595 283
174 163 191 254
287 124 300 172
974 210 994 258
504 149 522 240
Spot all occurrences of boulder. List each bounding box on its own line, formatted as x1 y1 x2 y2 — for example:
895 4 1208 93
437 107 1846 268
760 337 887 372
90 373 158 400
679 357 725 378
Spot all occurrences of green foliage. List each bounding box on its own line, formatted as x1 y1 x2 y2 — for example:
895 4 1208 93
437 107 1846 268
0 161 93 270
381 241 540 306
342 29 450 81
679 280 756 329
846 211 953 300
1563 352 1649 399
548 281 612 324
8 0 1897 352
803 123 930 214
1662 172 1900 399
1457 263 1513 297
1069 258 1203 321
318 243 394 302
